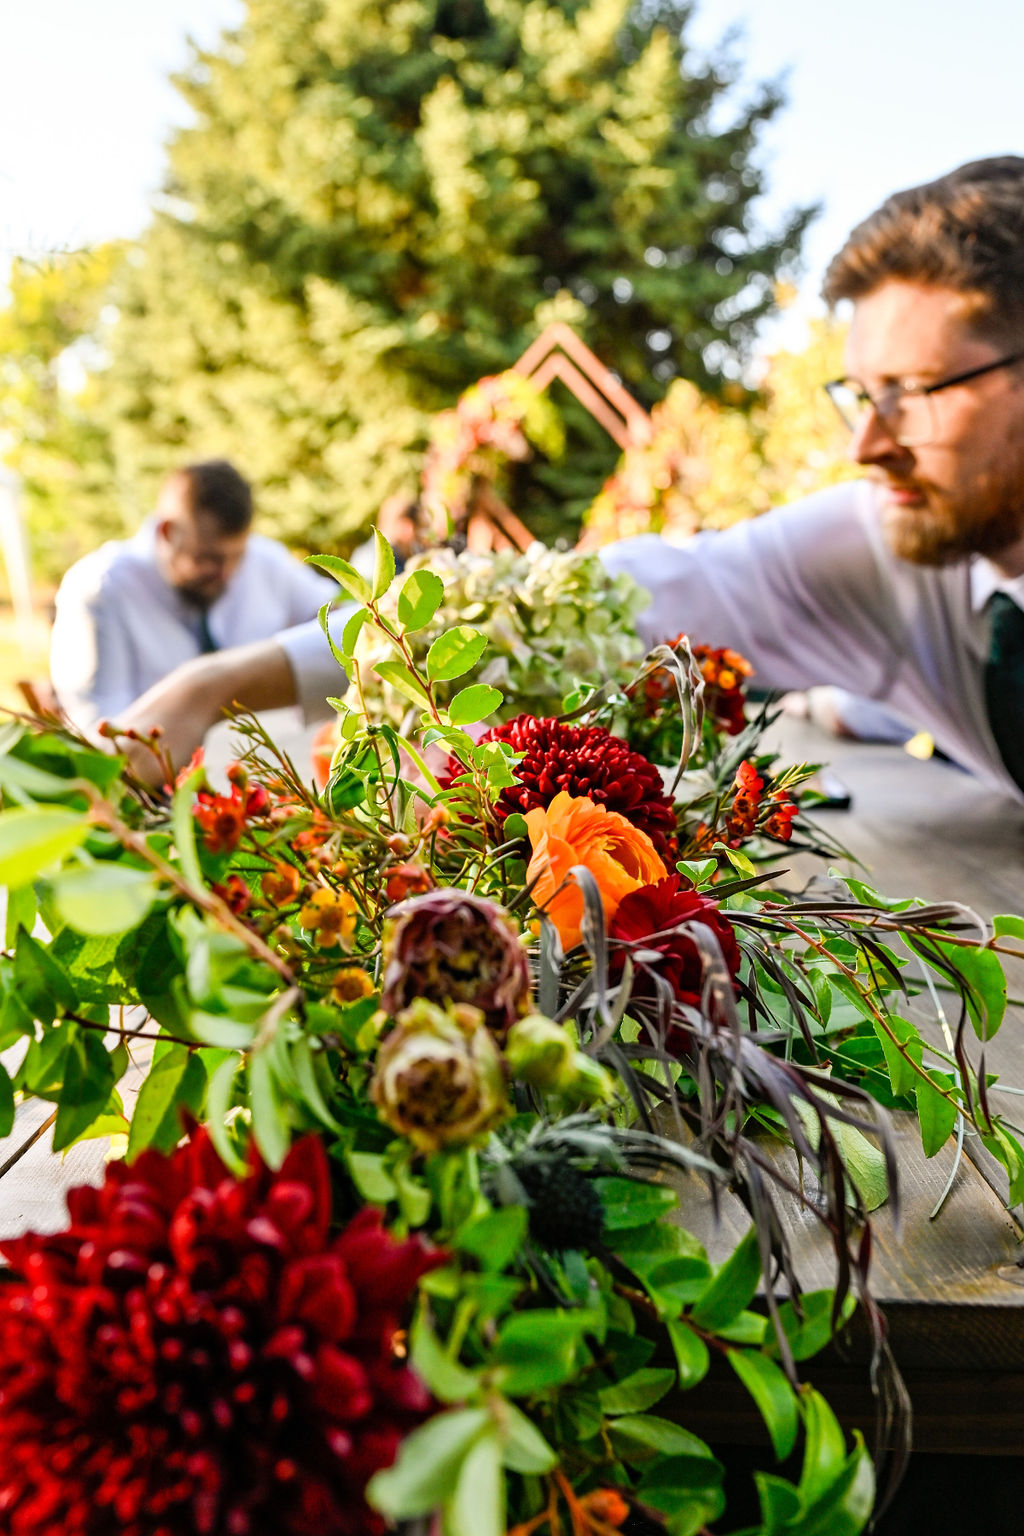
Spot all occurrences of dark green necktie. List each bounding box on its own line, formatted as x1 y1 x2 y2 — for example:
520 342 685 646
197 609 219 654
984 592 1024 790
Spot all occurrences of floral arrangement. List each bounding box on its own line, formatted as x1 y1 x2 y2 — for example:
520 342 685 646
0 534 1021 1535
350 543 649 727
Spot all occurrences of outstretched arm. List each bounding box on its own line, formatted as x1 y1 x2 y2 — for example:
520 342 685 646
111 639 300 783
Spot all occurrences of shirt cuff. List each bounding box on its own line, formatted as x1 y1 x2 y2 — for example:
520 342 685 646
276 606 354 722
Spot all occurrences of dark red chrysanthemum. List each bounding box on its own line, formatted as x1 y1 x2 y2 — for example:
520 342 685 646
470 714 678 862
609 875 742 1040
0 1131 441 1536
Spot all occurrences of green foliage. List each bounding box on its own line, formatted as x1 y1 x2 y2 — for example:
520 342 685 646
50 0 812 551
0 246 125 584
6 540 1024 1536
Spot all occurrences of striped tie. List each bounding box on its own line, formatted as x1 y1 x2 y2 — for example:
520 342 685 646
984 592 1024 790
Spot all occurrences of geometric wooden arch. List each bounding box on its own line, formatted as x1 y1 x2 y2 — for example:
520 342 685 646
513 321 652 449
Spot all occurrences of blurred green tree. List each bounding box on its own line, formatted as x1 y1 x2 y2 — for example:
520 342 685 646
93 0 812 548
0 246 125 586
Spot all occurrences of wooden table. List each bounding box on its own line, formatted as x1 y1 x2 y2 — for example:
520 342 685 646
675 718 1024 1468
3 716 1024 1466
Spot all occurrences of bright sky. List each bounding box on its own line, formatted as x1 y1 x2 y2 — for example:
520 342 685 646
2 0 1023 341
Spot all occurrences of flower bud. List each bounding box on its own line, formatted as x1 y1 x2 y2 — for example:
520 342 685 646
385 862 434 904
568 1055 616 1106
370 999 509 1152
504 1015 575 1090
381 890 531 1035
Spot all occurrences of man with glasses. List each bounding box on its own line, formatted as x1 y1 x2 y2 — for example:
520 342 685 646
601 154 1024 798
49 460 337 733
112 157 1024 798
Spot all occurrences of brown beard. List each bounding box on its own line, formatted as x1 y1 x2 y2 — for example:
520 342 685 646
881 484 1024 566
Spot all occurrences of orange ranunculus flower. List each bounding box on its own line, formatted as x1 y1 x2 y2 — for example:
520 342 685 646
524 791 667 951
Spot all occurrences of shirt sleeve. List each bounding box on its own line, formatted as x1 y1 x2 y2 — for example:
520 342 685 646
264 541 341 627
275 604 356 722
49 565 137 731
599 482 906 699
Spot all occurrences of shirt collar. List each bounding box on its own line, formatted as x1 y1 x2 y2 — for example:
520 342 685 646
970 556 1024 612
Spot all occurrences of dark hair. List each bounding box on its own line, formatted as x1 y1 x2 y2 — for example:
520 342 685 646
171 460 253 534
823 156 1024 341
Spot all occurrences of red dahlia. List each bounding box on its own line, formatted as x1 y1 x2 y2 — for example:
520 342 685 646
609 875 742 1036
0 1131 440 1536
474 714 678 861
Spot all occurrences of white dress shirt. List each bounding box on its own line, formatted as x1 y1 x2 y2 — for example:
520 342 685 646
51 521 338 730
275 479 1024 799
600 480 1020 798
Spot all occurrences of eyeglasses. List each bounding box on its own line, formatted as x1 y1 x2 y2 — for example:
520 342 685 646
824 349 1024 447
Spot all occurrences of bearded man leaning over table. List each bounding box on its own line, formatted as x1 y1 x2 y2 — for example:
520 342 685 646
112 156 1024 802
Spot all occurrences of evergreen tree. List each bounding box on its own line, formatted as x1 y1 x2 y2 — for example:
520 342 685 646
97 0 813 549
0 247 123 585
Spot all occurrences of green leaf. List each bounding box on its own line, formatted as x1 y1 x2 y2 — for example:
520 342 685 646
448 684 503 726
690 1224 762 1331
493 1310 595 1394
410 1312 483 1404
667 1318 710 1388
798 1388 848 1507
455 1205 527 1272
596 1175 679 1230
367 1407 490 1520
994 913 1024 940
449 1427 503 1536
981 1125 1024 1207
675 857 718 887
599 1367 675 1416
397 568 445 632
53 1029 116 1151
753 1472 803 1531
716 1309 768 1346
727 1349 799 1461
636 1455 725 1536
426 626 488 683
345 1150 398 1203
50 863 159 936
798 1437 874 1536
4 883 36 948
189 1011 256 1050
371 528 396 599
204 1055 246 1175
0 752 74 800
171 768 204 890
373 659 434 709
872 1015 923 1098
952 945 1007 1040
0 1063 15 1139
831 1118 889 1213
915 1069 958 1157
15 926 77 1016
766 1291 857 1364
499 1403 557 1474
0 805 86 887
249 1050 290 1169
127 1043 206 1158
307 553 371 603
341 606 369 658
911 936 1006 1040
608 1415 712 1459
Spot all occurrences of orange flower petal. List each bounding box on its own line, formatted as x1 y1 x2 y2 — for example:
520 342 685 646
525 792 666 950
